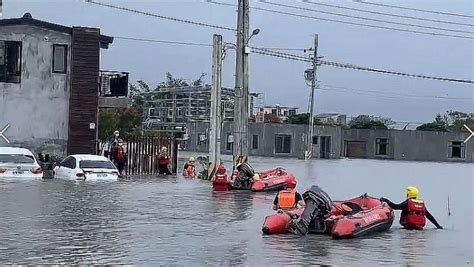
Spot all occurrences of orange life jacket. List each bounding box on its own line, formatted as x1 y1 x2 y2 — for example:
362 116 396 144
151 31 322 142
401 199 426 229
277 189 297 209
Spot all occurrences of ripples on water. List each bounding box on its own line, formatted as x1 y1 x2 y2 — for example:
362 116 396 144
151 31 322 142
0 154 472 265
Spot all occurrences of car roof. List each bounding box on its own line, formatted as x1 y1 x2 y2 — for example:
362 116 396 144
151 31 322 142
69 154 110 161
0 147 35 156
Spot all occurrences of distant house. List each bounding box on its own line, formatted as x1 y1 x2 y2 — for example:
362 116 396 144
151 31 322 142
0 13 128 156
257 104 298 122
316 113 347 126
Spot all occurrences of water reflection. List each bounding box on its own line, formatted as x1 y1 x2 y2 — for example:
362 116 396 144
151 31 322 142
0 155 472 265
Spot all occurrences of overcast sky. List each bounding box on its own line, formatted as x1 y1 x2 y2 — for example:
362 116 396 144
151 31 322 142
4 0 473 123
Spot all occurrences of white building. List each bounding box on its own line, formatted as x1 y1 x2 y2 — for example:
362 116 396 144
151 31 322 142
256 104 298 122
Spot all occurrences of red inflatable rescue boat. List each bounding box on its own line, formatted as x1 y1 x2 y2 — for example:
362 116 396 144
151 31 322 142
251 168 296 192
262 194 394 238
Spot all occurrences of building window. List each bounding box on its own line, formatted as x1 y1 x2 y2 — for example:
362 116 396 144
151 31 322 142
312 136 318 144
289 110 296 116
0 41 22 83
252 135 259 150
52 44 67 73
275 134 292 154
376 138 389 155
198 133 207 146
271 109 277 115
226 133 234 151
449 141 465 159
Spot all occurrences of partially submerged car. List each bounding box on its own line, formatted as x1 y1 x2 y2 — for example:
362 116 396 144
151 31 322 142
53 154 119 181
0 147 43 179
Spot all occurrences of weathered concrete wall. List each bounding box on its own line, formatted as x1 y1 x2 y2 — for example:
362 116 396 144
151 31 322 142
0 25 71 156
185 122 341 159
342 129 473 162
185 122 473 162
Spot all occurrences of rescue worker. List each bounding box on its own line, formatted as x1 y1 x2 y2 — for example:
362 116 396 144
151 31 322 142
157 146 172 175
113 139 127 176
273 180 305 210
380 186 443 230
182 157 196 177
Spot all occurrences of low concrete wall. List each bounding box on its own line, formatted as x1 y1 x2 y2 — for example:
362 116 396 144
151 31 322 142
186 122 473 162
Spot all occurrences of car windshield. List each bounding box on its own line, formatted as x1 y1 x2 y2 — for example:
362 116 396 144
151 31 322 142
79 160 116 169
0 154 35 164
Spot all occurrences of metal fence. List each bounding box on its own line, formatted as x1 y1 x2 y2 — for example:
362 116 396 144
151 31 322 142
125 135 178 175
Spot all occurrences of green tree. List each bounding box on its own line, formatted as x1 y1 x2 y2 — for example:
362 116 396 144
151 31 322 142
287 113 322 125
349 115 392 130
98 108 141 141
416 111 473 132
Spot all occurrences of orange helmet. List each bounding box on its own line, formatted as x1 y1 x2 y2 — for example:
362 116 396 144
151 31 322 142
286 179 297 189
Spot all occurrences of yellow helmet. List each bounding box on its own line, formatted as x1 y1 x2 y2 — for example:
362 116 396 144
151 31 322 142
406 186 419 199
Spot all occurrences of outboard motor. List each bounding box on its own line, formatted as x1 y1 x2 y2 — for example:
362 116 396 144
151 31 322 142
288 185 332 236
232 162 255 190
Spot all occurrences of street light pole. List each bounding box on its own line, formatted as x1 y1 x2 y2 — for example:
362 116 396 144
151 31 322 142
233 0 250 167
305 34 318 160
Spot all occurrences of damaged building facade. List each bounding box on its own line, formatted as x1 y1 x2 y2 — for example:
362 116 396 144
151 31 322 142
0 13 128 156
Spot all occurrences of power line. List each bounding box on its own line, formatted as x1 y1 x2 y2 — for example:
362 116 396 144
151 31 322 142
114 36 213 47
260 1 473 35
354 0 474 19
250 47 474 84
85 0 236 32
303 0 474 27
320 83 471 101
207 0 473 40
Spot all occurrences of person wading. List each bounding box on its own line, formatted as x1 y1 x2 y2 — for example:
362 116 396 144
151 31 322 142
113 139 127 176
157 146 172 175
381 186 443 230
273 180 305 210
182 157 196 177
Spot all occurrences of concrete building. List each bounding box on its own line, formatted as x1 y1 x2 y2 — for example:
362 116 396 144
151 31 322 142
256 105 298 122
315 113 347 126
0 13 126 156
185 121 473 162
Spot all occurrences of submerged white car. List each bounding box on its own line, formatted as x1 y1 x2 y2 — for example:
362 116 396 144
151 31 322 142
53 154 119 181
0 147 43 179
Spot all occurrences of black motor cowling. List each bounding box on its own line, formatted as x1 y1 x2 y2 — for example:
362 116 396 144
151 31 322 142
288 185 333 236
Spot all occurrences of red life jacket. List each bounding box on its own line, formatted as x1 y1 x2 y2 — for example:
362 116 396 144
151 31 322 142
183 165 195 176
115 147 125 161
158 155 170 165
401 199 426 229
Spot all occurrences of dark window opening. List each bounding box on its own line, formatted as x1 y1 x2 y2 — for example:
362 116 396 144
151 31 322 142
271 109 277 115
53 44 67 73
376 138 389 156
0 41 22 83
275 135 292 154
312 136 318 145
226 133 234 151
449 141 465 159
252 134 259 150
198 133 207 146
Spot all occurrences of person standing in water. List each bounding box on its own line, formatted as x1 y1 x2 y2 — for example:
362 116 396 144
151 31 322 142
157 146 172 175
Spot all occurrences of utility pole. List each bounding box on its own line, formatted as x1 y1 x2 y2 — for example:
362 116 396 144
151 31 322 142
208 34 223 179
305 34 318 160
233 0 250 168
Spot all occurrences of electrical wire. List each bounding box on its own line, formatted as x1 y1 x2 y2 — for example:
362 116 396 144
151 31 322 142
207 1 473 39
250 47 474 84
85 0 236 32
320 83 472 101
260 1 473 35
354 0 474 19
114 36 213 47
303 0 474 27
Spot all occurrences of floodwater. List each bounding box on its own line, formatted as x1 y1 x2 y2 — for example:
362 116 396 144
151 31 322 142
0 152 472 266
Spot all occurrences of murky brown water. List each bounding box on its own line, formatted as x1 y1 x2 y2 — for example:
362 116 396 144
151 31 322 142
0 152 472 265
